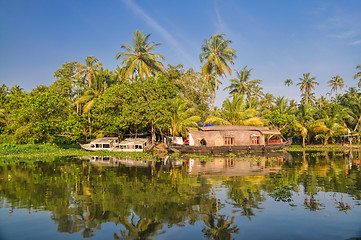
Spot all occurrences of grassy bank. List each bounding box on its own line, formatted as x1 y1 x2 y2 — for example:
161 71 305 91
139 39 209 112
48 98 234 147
0 143 156 163
287 144 360 151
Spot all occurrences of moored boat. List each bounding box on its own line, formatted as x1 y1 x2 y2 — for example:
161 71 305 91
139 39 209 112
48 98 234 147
167 125 292 154
80 137 151 152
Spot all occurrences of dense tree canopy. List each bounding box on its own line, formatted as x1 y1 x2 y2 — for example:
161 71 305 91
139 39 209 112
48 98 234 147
0 31 360 146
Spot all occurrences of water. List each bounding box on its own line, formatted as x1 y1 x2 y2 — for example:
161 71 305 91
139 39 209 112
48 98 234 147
0 151 360 240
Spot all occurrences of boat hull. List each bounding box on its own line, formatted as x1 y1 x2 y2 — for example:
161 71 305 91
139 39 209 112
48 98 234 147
167 138 292 154
80 144 145 152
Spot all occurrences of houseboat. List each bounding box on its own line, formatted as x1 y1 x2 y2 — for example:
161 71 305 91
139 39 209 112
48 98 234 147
167 125 292 154
80 137 151 152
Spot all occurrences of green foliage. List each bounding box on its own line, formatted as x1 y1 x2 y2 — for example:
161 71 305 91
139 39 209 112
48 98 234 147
266 110 297 137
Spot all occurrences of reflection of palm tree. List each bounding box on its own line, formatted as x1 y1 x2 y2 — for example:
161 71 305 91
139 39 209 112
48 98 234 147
202 214 239 240
114 214 165 240
304 193 324 211
333 193 351 213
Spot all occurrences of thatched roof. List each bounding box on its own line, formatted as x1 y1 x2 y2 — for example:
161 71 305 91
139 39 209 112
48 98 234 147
197 125 270 132
260 129 281 135
195 125 281 135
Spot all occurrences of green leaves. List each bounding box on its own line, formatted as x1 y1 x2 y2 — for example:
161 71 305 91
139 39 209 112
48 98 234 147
116 30 165 79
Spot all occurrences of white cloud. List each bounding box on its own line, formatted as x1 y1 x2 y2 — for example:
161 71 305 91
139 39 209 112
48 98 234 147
349 40 361 46
331 30 356 39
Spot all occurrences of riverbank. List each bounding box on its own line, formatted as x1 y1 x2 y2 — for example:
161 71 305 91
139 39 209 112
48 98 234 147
288 144 361 151
1 143 360 163
0 143 156 163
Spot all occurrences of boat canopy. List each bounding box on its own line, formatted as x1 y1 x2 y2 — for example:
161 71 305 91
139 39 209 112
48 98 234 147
197 125 269 131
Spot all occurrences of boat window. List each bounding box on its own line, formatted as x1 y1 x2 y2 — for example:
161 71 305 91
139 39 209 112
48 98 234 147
90 144 95 148
251 136 260 144
103 144 110 148
224 137 234 145
135 145 143 149
96 144 101 148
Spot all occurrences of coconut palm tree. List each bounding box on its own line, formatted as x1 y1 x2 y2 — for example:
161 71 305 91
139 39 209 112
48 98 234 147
205 94 264 126
284 78 293 87
354 64 361 88
225 66 262 98
311 117 347 145
273 96 297 115
296 104 314 147
169 99 201 137
284 78 293 99
75 56 102 89
297 73 319 104
200 33 237 111
251 85 264 101
261 93 275 110
328 75 344 96
116 30 165 80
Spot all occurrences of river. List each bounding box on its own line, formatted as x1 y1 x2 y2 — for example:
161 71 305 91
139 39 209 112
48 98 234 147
0 150 360 239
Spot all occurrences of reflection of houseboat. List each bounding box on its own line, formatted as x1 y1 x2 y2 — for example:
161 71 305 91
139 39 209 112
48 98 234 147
80 137 151 152
168 125 292 154
185 156 285 176
85 155 152 167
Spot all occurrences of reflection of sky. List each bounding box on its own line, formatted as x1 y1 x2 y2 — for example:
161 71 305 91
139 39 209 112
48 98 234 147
1 153 361 240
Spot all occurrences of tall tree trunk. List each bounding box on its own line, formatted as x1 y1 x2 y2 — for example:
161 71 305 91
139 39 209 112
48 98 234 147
211 67 218 111
151 120 156 143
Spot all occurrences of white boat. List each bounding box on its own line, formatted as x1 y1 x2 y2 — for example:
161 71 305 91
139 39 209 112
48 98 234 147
80 137 151 152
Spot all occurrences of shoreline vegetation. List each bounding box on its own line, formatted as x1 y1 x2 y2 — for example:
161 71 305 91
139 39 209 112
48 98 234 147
0 143 359 163
0 31 360 149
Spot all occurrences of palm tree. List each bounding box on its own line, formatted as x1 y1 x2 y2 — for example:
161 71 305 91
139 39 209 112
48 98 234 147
328 75 344 96
284 78 293 99
261 93 275 110
75 56 102 89
311 117 347 145
205 94 264 127
251 85 264 101
169 99 201 137
116 30 165 79
296 104 314 147
273 96 297 115
225 66 262 97
297 73 319 104
200 33 237 111
284 78 293 87
354 64 361 88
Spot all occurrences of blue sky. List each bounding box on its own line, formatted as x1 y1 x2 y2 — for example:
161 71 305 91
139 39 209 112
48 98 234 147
1 0 360 106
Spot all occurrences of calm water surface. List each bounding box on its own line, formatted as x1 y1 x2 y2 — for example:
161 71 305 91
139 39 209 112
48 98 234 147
0 151 360 240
